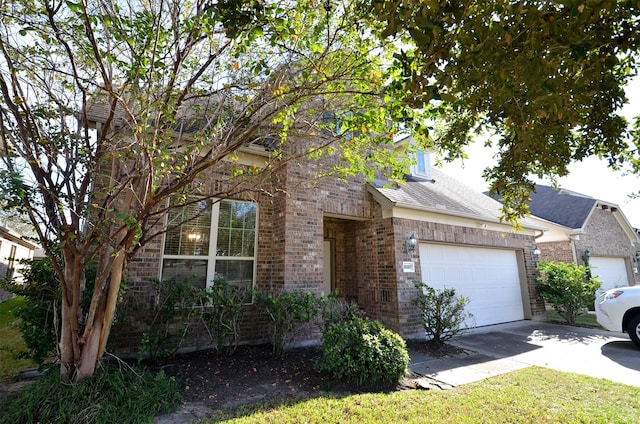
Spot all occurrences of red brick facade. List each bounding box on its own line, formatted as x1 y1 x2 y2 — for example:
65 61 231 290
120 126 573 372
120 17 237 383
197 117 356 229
110 157 546 355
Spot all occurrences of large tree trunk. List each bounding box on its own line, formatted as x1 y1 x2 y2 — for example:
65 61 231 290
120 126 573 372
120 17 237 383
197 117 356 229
58 242 128 383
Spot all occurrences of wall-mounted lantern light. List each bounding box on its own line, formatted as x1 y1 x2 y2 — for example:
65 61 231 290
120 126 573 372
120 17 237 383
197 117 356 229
634 251 640 263
531 245 541 262
582 249 590 264
406 233 418 254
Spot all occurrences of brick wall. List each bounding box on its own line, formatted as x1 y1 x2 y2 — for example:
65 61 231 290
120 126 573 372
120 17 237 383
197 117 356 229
112 155 546 354
538 241 575 263
389 218 545 337
576 207 639 284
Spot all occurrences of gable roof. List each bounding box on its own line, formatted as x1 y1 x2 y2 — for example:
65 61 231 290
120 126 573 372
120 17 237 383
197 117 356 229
524 185 597 229
369 168 541 229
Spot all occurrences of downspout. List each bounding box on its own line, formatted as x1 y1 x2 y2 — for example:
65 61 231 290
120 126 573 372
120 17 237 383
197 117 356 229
569 235 578 264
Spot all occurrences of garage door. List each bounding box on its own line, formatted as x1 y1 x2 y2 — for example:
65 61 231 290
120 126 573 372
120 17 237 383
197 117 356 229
589 257 629 295
419 243 524 327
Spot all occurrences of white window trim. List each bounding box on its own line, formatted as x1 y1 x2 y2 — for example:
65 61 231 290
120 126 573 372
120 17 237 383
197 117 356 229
160 198 259 291
410 150 432 180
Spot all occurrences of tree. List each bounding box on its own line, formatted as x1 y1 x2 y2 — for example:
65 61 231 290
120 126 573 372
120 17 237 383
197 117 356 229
364 0 640 222
0 0 412 382
536 261 601 325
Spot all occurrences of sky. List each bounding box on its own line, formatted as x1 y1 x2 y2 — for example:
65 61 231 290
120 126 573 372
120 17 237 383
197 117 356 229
439 76 640 228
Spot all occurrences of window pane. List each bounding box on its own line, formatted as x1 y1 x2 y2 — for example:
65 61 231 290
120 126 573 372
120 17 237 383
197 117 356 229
216 201 256 258
417 149 426 173
235 202 256 228
163 231 181 255
215 260 254 288
164 198 212 256
243 230 255 255
229 229 243 256
216 228 230 256
161 259 207 290
218 201 231 228
180 231 209 256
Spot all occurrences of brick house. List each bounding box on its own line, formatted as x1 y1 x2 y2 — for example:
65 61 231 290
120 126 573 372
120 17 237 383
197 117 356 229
525 185 640 294
0 224 38 302
109 139 546 354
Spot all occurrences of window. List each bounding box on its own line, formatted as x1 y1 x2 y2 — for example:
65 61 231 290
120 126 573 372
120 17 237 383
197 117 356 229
410 149 432 179
161 199 257 290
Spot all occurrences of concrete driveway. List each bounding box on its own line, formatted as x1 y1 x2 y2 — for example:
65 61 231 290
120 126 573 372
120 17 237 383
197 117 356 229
409 320 640 387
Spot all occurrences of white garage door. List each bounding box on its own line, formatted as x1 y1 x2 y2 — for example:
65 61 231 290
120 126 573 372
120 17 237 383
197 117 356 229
419 243 524 327
589 257 629 295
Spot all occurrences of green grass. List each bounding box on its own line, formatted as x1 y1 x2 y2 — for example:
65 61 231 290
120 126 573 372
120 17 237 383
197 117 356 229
203 367 640 423
545 309 600 327
0 363 183 424
0 297 36 380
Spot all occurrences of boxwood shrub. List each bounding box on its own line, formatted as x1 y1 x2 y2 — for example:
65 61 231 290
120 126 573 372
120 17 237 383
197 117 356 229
317 316 409 386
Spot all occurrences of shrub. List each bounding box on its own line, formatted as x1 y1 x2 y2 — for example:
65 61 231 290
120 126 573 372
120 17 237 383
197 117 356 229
254 290 320 356
412 282 472 345
536 261 601 325
0 363 182 424
139 278 200 361
200 278 250 354
317 316 409 386
318 292 364 328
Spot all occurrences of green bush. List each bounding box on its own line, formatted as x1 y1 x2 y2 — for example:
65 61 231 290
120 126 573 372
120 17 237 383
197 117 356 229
201 278 250 354
536 261 601 325
139 278 200 361
254 290 320 356
0 363 182 424
318 292 364 328
317 316 409 386
412 282 472 345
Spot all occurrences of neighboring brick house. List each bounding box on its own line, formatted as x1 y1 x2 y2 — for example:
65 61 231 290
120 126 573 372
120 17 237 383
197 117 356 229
525 185 640 294
107 139 546 354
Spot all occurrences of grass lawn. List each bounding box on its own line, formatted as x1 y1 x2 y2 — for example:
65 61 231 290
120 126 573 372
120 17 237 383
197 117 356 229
545 309 600 328
0 297 36 380
204 367 640 423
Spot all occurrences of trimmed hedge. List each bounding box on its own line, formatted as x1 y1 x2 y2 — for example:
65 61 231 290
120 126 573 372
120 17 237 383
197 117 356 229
317 316 409 386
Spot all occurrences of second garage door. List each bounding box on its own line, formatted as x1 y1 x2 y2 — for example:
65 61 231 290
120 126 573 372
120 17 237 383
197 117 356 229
419 243 525 327
589 256 629 296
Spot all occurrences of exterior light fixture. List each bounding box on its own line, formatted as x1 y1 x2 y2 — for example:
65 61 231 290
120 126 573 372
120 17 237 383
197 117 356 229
406 233 418 254
531 245 541 262
582 249 590 264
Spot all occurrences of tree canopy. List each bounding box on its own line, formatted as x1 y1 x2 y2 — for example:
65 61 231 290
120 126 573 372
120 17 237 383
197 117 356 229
366 0 640 221
0 0 409 382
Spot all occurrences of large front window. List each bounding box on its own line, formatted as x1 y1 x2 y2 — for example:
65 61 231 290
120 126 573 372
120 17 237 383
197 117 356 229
161 199 257 290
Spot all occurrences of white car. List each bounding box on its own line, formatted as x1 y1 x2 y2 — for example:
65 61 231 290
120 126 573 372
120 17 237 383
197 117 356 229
595 286 640 348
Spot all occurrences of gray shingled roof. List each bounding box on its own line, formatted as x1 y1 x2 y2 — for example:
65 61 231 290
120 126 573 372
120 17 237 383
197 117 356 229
372 168 525 223
525 185 597 229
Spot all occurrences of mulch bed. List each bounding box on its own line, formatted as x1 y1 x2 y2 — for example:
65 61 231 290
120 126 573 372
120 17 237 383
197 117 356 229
0 340 469 415
156 339 468 410
158 344 369 409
